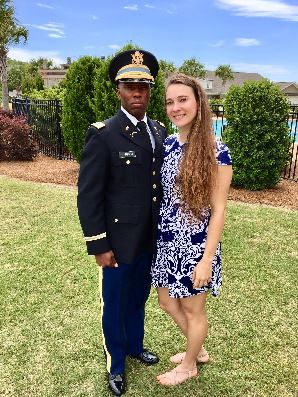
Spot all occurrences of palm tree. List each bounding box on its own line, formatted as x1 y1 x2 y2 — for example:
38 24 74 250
0 0 28 110
214 64 234 95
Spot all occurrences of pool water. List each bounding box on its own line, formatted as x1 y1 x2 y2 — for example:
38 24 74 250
213 120 298 143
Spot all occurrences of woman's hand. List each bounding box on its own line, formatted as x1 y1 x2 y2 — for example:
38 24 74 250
192 258 212 289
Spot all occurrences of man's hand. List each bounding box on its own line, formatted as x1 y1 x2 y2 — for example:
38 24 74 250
95 251 118 268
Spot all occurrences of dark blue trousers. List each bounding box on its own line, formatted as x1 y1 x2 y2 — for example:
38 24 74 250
98 253 152 374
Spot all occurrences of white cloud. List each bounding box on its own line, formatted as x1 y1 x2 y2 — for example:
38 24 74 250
37 3 55 9
8 49 65 65
235 38 260 46
233 62 288 75
26 23 64 35
215 0 298 22
92 15 98 19
124 5 138 10
109 44 121 49
46 22 65 28
210 40 224 47
145 5 155 8
48 34 64 38
167 11 177 13
84 46 95 49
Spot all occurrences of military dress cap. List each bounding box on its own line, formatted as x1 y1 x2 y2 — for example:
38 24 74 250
109 50 159 84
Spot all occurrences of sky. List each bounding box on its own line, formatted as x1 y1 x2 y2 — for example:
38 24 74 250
8 0 298 82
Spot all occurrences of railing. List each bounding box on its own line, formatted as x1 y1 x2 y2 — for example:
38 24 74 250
283 104 298 180
11 97 75 161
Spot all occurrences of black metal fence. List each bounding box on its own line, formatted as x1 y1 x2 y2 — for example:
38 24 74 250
11 97 75 160
283 104 298 180
11 98 298 180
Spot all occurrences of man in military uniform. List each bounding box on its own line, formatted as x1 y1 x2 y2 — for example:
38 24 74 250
77 50 167 396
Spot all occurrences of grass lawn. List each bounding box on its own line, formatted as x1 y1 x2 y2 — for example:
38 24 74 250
0 176 297 397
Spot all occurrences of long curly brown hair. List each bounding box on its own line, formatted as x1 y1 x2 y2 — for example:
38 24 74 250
166 74 218 220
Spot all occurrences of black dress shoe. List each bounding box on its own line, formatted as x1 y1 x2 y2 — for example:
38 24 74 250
129 351 159 366
108 372 126 396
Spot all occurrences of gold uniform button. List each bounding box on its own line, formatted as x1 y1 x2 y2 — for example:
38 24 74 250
152 157 155 162
126 160 130 164
153 197 157 202
153 184 156 189
152 171 155 176
115 219 118 222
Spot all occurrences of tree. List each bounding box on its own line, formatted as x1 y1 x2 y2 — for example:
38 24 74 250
7 58 26 95
178 57 206 79
0 0 28 110
159 59 177 80
62 55 103 163
21 73 44 95
26 57 55 75
214 64 234 94
223 78 291 190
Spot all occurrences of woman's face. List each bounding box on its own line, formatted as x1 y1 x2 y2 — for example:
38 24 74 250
166 83 198 132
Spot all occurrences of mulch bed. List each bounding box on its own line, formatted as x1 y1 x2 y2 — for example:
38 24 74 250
0 153 297 210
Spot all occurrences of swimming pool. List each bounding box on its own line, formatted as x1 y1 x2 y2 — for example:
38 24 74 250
213 120 298 143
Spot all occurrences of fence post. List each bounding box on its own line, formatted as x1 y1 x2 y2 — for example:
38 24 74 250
55 98 62 160
25 97 31 125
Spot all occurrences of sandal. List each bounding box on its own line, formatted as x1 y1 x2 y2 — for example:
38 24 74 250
157 367 198 386
170 347 210 364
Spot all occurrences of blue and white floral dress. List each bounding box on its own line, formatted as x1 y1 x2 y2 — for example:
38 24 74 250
151 133 232 298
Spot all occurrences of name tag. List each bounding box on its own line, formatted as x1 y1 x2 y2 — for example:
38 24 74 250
119 151 136 158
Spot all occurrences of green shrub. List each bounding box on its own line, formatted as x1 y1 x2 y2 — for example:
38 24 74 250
223 78 291 190
23 86 65 100
208 97 225 106
62 56 102 163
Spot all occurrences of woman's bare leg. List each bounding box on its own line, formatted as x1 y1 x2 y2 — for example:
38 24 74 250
158 291 208 386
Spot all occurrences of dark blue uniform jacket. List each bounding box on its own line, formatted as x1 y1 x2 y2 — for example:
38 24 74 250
77 109 167 264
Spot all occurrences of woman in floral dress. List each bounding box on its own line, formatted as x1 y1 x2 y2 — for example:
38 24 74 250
152 74 233 386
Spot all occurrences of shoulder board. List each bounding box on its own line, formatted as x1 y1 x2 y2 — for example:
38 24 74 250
91 122 106 130
155 120 165 128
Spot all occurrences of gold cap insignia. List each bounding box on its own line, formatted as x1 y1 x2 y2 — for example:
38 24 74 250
132 51 144 65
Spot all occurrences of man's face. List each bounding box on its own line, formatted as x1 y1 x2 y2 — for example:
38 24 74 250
117 81 151 121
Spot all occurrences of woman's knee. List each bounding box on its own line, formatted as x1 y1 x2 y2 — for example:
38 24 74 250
157 294 180 315
158 298 173 314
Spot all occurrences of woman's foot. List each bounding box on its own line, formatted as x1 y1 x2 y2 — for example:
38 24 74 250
170 346 210 364
157 365 198 386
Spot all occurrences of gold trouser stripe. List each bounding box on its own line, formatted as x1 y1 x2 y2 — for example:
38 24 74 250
98 267 112 373
85 232 106 242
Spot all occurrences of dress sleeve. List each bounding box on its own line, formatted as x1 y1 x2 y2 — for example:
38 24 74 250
215 140 232 165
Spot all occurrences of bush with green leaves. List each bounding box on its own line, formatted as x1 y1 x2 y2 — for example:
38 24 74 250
23 86 65 100
208 97 225 106
61 55 102 163
223 78 291 190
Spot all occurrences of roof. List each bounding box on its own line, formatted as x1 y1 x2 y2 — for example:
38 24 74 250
273 82 298 91
200 70 264 95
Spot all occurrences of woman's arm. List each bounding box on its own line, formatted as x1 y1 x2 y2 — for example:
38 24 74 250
192 165 233 288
